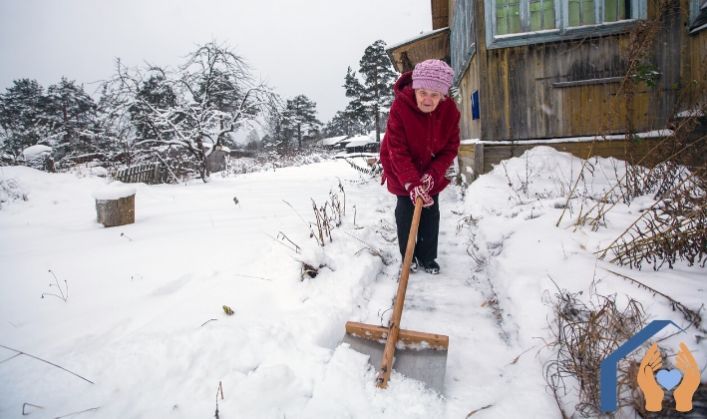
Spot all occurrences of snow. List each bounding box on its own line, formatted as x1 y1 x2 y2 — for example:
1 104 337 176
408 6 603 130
676 109 705 118
345 136 378 148
21 144 52 161
89 167 109 178
460 129 673 146
387 27 450 50
321 135 348 147
92 185 137 200
0 147 704 418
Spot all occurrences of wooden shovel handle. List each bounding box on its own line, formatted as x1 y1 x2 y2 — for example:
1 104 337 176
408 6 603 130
376 197 423 388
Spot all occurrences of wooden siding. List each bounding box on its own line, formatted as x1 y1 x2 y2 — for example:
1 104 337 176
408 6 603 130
450 0 704 143
456 54 481 140
405 0 704 182
431 0 450 30
460 136 666 180
685 27 707 107
478 32 681 141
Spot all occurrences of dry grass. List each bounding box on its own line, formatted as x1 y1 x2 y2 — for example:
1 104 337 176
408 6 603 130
545 287 646 417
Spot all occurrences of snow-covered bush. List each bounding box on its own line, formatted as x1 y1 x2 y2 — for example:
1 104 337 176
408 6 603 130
0 177 28 208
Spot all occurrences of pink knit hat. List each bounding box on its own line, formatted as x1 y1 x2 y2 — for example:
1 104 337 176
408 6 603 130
412 59 454 95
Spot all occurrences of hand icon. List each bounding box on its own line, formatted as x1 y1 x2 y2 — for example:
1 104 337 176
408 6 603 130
637 343 664 412
673 342 699 412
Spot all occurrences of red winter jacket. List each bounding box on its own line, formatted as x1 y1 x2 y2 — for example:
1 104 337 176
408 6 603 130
380 71 460 197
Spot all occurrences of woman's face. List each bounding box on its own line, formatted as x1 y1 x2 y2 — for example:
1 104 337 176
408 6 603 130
415 88 443 113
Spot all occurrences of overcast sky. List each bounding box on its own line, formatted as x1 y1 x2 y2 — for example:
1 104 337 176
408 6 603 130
0 0 431 123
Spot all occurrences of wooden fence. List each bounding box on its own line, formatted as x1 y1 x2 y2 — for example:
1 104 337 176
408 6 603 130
112 163 168 184
342 156 381 177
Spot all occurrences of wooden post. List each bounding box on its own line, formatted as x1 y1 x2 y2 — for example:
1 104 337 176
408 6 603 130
376 198 423 388
94 187 136 227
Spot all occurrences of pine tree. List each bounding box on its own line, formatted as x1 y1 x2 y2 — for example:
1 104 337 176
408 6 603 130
358 40 397 143
130 71 177 143
344 40 397 143
343 67 368 134
282 95 321 150
43 77 98 160
0 79 47 160
323 109 366 138
262 100 285 151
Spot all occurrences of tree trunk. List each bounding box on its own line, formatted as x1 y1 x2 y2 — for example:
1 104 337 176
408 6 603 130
374 104 381 143
195 137 210 182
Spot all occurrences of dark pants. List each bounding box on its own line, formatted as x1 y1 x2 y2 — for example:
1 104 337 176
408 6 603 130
395 194 440 263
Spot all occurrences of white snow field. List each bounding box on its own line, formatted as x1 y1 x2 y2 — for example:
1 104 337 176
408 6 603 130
1 147 704 418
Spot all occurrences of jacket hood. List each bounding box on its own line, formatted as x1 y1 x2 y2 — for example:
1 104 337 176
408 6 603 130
393 71 421 112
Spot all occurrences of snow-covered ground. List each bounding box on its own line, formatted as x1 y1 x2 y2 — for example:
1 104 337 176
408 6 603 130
0 147 704 418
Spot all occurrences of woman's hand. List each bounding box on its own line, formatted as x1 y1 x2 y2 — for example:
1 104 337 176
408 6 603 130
421 173 434 192
409 184 433 207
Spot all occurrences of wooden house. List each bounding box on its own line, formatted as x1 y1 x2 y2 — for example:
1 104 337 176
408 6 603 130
388 0 707 182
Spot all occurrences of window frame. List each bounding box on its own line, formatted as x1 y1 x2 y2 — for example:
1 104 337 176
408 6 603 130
485 0 647 49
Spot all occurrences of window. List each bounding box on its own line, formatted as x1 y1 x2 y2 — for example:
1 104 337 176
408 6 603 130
496 0 522 35
496 0 556 35
486 0 646 47
603 0 630 22
530 0 557 30
568 0 596 26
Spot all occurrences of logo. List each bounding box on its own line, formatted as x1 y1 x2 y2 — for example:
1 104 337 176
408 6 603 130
600 320 700 413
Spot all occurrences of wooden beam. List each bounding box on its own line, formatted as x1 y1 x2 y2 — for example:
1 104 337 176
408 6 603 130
345 321 449 350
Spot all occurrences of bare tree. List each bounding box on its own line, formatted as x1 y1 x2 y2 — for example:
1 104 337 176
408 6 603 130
99 42 277 181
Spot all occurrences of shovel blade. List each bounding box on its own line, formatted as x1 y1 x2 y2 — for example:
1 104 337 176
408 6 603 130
342 333 448 394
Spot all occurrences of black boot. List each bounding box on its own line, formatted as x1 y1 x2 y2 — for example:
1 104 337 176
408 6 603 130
419 259 440 275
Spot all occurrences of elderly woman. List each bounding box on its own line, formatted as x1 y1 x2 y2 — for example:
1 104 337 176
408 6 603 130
379 59 460 274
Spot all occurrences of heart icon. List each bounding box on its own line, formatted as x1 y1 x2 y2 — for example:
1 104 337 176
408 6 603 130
656 369 683 391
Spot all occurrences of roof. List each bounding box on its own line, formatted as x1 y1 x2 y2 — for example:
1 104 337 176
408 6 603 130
386 27 450 73
386 27 449 51
321 135 348 146
345 136 378 148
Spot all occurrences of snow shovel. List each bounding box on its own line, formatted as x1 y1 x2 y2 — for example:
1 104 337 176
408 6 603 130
343 197 449 393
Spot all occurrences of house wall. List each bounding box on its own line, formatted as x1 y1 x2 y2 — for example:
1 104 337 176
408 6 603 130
685 21 707 107
451 0 705 181
431 0 450 29
467 0 693 142
456 55 481 141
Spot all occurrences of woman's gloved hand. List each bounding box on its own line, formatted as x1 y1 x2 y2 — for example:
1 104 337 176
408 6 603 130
420 173 434 193
408 183 434 207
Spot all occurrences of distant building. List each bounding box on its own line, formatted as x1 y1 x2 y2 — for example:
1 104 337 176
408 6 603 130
321 135 349 150
345 136 380 153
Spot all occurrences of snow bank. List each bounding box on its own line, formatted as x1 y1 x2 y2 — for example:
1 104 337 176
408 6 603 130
0 150 703 419
22 144 52 161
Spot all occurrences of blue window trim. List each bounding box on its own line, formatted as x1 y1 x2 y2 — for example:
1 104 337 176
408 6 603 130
485 0 648 49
